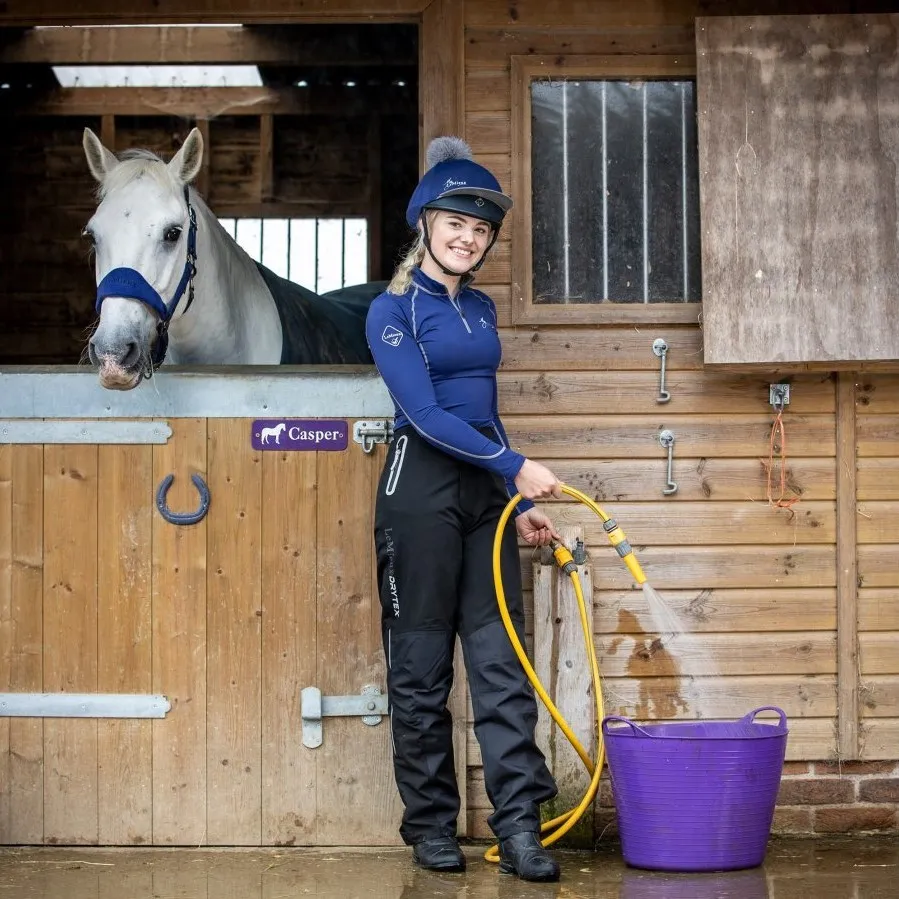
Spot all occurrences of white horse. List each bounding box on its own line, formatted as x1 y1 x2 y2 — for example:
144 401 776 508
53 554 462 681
259 422 287 445
82 127 382 390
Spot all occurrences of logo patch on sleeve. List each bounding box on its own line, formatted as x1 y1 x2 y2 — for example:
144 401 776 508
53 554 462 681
381 326 403 347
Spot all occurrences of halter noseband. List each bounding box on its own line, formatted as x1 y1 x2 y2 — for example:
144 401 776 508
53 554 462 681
94 184 199 369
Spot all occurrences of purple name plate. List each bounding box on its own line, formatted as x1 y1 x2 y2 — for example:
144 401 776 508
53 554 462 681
251 419 348 452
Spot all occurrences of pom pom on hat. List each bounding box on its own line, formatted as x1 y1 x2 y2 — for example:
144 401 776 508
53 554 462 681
425 136 473 170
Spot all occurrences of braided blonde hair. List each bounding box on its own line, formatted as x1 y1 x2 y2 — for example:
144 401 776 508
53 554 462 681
387 230 426 295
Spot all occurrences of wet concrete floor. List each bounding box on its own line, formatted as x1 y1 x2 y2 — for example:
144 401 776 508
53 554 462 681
0 837 895 898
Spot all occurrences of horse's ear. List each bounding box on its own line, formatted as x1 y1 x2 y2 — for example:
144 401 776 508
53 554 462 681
168 127 204 185
83 127 119 183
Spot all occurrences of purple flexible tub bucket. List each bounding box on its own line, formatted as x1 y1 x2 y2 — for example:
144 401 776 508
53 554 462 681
601 707 789 873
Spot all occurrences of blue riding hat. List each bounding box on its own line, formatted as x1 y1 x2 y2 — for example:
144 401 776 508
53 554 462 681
406 136 513 229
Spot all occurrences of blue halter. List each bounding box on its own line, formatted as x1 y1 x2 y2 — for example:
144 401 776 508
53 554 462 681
94 184 199 368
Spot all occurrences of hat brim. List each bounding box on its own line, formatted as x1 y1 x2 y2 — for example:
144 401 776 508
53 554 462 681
424 195 505 226
438 186 513 212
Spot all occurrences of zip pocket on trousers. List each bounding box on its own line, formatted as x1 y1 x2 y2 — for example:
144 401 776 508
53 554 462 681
385 434 408 496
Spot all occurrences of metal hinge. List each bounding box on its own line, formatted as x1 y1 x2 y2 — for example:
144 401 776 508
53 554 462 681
0 693 171 718
300 684 388 748
353 420 393 453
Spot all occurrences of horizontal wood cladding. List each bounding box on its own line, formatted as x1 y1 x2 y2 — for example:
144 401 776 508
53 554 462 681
862 721 899 760
15 86 414 118
465 26 696 74
598 632 836 678
858 418 899 456
520 545 838 591
519 544 895 593
0 0 428 26
598 675 838 719
0 25 419 66
497 372 835 414
856 375 899 412
856 374 898 719
463 0 698 30
545 500 835 545
497 326 704 371
593 587 837 632
540 458 835 503
859 460 899 500
860 636 899 676
862 677 899 717
504 414 836 458
860 589 899 631
858 546 899 588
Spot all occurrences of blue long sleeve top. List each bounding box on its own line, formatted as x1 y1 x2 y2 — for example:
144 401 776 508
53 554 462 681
365 267 532 514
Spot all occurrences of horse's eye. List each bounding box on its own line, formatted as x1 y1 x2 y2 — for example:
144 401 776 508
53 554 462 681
81 227 94 242
163 227 182 243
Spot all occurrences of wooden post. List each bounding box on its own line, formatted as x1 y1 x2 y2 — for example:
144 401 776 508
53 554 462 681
533 525 595 847
836 372 859 758
100 114 115 152
419 0 465 169
259 113 274 203
366 114 382 280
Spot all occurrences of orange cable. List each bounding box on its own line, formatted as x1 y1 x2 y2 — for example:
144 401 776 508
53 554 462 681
766 408 800 510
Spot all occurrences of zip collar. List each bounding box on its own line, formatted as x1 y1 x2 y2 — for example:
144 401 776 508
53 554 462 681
411 266 474 298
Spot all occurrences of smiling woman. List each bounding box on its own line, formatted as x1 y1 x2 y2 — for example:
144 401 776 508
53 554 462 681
362 136 567 883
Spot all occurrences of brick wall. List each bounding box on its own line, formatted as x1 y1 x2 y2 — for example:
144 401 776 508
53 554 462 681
772 762 898 834
597 762 899 838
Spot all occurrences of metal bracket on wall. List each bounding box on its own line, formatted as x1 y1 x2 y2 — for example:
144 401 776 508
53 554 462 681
0 693 172 718
300 685 388 749
652 338 671 404
659 429 678 495
353 420 394 453
769 383 791 412
0 420 172 444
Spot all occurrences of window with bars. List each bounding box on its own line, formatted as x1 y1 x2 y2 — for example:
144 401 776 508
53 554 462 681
218 217 368 295
511 56 702 324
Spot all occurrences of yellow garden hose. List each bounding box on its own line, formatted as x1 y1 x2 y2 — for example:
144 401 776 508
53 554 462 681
485 483 647 863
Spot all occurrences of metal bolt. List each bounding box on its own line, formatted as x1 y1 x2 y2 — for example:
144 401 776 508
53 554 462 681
367 702 376 711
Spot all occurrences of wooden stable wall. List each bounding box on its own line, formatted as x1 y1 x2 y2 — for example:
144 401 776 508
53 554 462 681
455 0 899 838
0 0 897 846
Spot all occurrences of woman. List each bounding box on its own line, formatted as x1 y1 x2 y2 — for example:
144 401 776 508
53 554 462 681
364 137 564 883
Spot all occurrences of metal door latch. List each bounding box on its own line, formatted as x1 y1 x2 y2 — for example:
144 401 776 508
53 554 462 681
353 420 394 453
301 685 388 748
659 429 678 495
652 338 671 404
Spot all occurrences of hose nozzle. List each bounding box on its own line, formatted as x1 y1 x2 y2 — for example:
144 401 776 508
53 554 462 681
602 519 647 585
550 540 578 575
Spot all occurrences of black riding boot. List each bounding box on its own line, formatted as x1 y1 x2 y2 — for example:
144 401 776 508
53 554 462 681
499 831 561 882
412 836 466 872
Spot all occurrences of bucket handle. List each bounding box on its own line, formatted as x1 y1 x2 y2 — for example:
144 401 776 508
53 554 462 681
601 716 653 738
743 706 788 729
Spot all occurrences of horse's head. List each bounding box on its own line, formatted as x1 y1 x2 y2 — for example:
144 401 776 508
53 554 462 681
82 127 204 390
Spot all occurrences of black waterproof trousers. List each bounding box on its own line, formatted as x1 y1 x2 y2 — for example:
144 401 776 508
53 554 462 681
374 427 557 845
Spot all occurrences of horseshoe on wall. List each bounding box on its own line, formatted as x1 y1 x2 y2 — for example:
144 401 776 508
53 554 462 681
155 473 210 525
